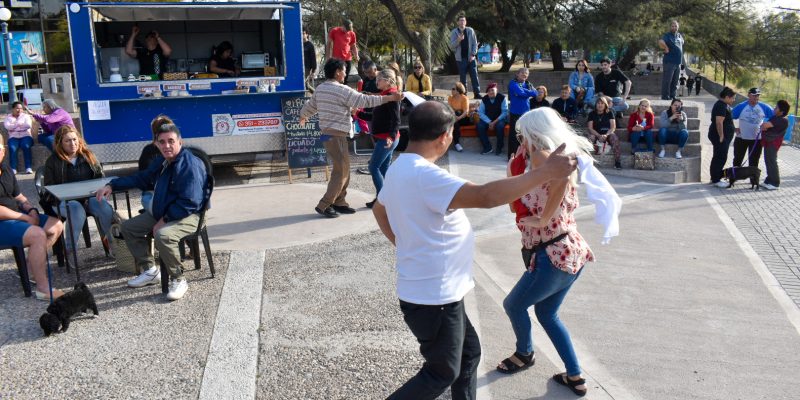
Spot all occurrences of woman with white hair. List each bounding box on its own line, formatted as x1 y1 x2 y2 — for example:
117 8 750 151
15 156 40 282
27 99 75 152
496 107 594 397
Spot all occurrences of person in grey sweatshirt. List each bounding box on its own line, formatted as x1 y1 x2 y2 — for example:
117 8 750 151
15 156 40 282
449 15 480 99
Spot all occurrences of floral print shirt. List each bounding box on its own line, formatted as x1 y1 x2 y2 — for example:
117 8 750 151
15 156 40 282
518 182 594 274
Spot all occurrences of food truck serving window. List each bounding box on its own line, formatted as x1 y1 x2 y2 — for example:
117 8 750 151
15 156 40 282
89 4 290 84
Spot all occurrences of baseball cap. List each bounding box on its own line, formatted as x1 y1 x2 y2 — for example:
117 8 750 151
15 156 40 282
748 87 761 95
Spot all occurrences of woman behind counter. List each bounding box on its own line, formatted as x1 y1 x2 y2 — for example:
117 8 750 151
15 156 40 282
208 41 240 77
42 126 115 252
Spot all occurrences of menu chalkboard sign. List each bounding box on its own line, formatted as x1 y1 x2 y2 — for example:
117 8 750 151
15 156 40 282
282 96 328 169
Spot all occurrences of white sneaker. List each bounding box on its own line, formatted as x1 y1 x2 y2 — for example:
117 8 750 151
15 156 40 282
12 169 16 175
675 150 682 159
127 266 161 288
455 143 464 152
658 149 665 158
715 181 729 188
24 168 33 174
166 278 188 301
760 183 778 190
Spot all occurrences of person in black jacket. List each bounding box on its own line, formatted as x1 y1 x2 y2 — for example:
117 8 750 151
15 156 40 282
96 120 207 301
551 85 578 123
303 29 317 92
43 126 114 252
356 69 401 208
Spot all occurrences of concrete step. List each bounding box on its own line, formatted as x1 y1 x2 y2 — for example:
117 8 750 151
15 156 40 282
611 142 701 157
607 128 701 143
594 153 701 183
598 166 686 184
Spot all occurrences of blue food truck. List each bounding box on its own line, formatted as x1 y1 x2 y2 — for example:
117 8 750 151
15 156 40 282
66 1 305 163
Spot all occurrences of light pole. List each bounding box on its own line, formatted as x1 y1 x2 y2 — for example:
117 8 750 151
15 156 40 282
0 7 16 104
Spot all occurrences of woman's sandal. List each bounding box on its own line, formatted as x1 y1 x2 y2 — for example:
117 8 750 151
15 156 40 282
552 373 587 396
495 351 535 374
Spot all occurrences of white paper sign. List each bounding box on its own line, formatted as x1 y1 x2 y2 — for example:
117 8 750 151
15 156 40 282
87 100 111 120
403 91 425 107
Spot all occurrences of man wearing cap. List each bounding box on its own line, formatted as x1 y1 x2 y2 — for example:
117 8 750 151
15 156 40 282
658 20 684 100
731 87 774 168
326 19 359 85
476 82 508 155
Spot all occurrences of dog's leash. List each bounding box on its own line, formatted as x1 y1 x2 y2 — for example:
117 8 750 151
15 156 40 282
46 248 54 305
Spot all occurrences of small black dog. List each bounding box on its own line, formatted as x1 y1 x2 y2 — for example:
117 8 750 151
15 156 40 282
39 282 98 336
722 166 761 190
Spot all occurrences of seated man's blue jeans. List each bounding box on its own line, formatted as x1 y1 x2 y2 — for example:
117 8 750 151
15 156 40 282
58 197 114 250
476 120 507 153
630 129 654 152
503 250 583 377
7 136 33 170
657 128 689 148
38 134 55 152
368 137 399 195
457 59 481 96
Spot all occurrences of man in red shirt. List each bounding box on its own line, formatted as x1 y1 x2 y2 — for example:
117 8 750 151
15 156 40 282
326 19 359 84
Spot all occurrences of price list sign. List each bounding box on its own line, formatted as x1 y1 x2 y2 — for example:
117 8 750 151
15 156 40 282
281 97 328 169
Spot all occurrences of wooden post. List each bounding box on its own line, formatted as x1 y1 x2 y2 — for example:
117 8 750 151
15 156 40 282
287 167 293 184
324 166 330 181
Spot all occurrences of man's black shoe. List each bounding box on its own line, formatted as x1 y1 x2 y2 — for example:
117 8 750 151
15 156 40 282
315 206 339 218
331 205 356 214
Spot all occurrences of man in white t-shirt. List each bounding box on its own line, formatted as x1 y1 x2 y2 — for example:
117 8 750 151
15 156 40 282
373 101 577 399
731 87 774 168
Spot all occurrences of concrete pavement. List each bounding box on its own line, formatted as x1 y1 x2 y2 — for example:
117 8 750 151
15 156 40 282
2 121 800 399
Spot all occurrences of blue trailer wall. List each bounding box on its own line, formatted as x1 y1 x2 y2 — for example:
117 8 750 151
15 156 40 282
67 2 305 145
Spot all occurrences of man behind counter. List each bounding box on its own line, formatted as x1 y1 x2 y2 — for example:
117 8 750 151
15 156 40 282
125 26 173 77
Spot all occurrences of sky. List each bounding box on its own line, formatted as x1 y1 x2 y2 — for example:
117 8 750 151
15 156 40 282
757 0 800 13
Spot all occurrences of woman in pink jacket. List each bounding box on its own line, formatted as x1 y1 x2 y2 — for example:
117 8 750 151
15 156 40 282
27 99 74 152
4 101 34 174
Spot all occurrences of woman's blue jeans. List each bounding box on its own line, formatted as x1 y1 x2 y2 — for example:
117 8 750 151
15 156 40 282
7 136 33 170
503 250 583 376
657 128 689 148
630 129 654 152
369 137 399 195
58 197 114 250
38 134 55 152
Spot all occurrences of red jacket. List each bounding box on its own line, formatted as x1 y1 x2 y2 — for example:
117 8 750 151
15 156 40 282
627 111 654 133
509 153 530 223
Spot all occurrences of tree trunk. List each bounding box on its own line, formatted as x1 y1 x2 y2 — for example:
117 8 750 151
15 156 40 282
499 42 517 72
618 43 642 71
549 41 564 70
380 0 471 74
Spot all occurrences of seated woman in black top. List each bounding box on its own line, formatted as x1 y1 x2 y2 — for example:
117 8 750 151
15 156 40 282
208 41 240 77
43 126 115 252
586 96 621 169
529 85 550 109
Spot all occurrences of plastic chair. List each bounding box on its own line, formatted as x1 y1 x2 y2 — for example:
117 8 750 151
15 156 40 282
2 245 32 297
159 147 216 293
34 167 110 269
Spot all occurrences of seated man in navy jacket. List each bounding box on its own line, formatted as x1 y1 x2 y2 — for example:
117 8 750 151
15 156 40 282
96 121 206 301
551 85 578 123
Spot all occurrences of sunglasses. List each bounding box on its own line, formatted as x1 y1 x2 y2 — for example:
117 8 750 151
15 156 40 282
414 66 422 69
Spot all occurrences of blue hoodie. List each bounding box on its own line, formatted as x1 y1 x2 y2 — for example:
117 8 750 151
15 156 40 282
508 79 538 116
110 148 206 223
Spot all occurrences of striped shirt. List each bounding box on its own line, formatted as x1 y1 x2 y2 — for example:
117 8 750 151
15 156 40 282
300 80 387 137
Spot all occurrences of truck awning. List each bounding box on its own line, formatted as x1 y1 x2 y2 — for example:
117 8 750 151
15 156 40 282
85 2 294 22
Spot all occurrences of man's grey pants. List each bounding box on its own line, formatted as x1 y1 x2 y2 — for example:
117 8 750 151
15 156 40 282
121 212 200 278
661 62 681 100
